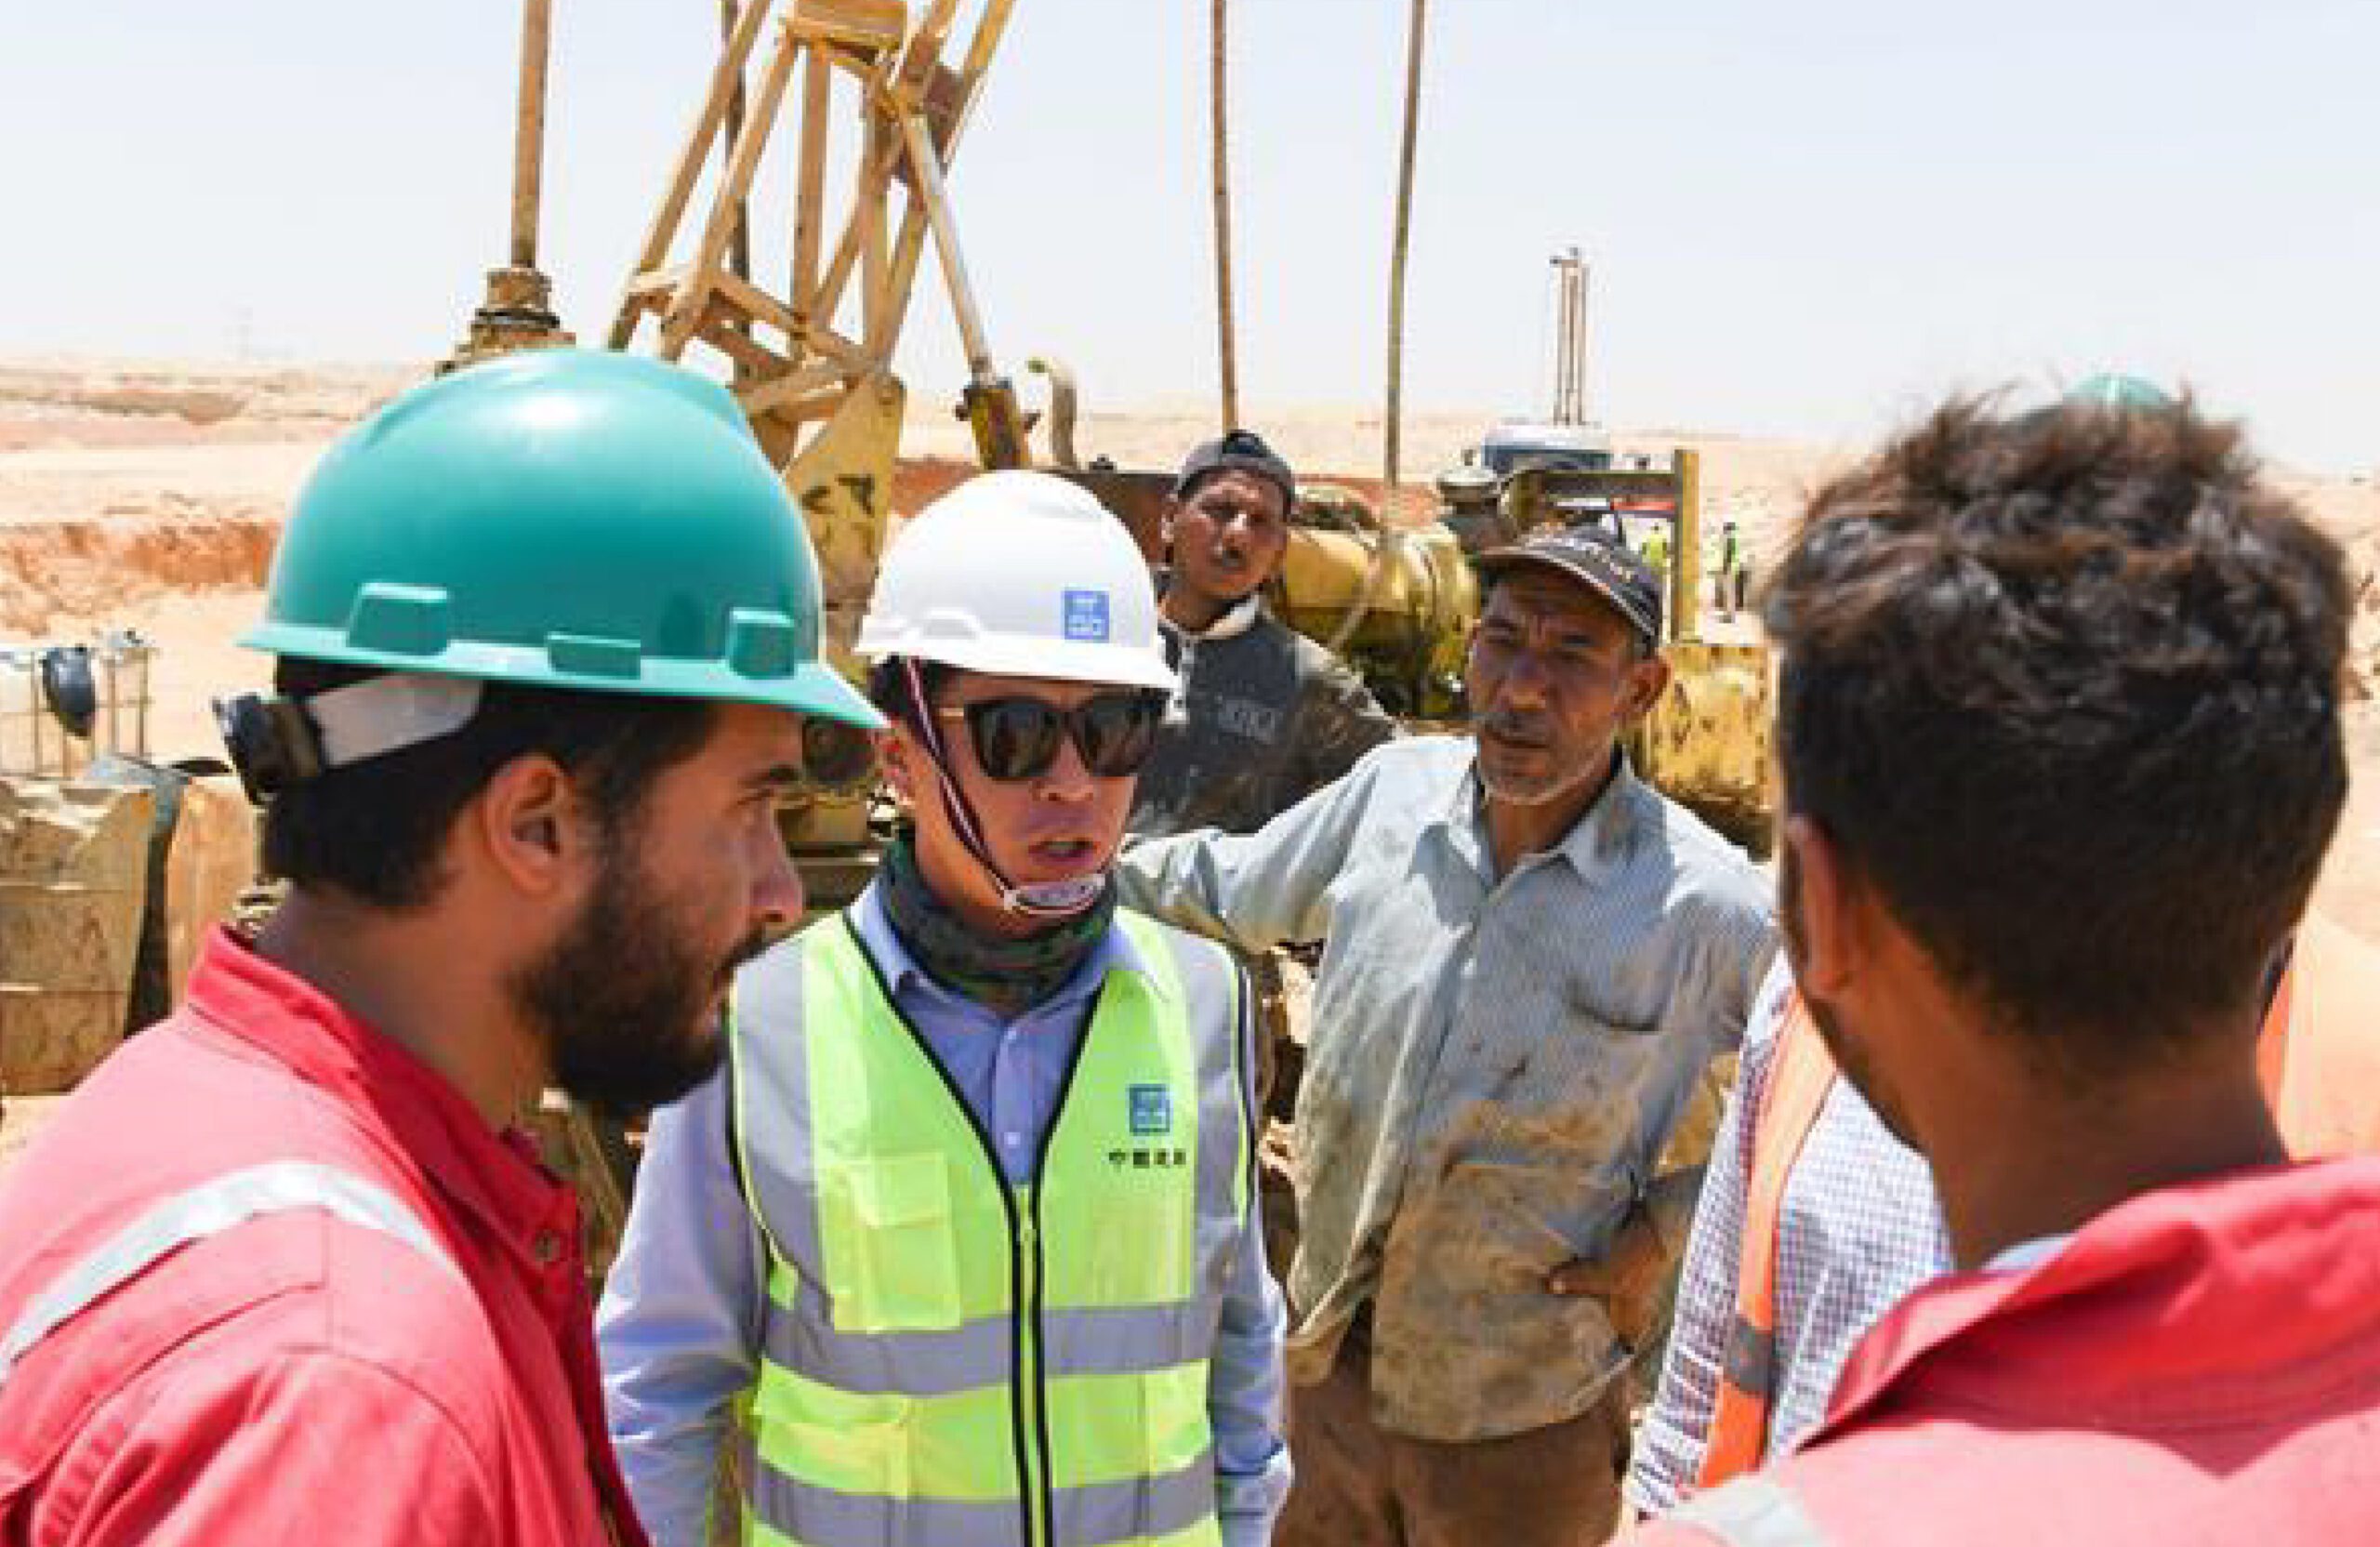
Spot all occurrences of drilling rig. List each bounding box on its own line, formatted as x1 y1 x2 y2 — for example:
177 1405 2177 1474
450 0 1043 919
444 1 1772 851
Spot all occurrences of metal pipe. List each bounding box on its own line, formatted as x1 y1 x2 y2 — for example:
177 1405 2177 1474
721 0 752 294
1381 0 1426 498
132 640 150 758
1330 0 1427 654
1210 0 1240 432
1673 447 1702 642
102 647 119 757
1554 254 1575 421
509 0 555 270
1572 257 1592 423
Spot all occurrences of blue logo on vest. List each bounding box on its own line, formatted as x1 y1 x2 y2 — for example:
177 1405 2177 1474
1063 588 1111 642
1129 1084 1172 1136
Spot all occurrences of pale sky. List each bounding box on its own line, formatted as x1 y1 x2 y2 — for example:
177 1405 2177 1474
7 0 2375 470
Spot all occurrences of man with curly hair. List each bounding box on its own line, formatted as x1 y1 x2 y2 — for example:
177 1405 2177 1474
1627 392 2380 1546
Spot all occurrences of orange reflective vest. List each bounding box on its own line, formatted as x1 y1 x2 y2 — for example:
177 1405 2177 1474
1697 915 2380 1491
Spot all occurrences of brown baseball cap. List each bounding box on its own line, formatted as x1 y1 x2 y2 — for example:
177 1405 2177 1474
1475 521 1664 645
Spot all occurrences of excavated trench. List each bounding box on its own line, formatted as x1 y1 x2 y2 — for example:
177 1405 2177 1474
0 513 279 634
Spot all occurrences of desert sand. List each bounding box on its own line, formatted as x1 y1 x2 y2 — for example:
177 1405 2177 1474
5 355 2375 946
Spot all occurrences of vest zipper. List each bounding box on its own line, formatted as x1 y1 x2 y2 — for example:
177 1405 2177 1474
843 919 1043 1547
842 917 1112 1547
1016 1212 1049 1547
1025 985 1102 1547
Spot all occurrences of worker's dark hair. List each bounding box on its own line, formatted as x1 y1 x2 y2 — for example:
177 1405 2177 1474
866 658 954 735
1766 393 2349 1073
260 660 717 910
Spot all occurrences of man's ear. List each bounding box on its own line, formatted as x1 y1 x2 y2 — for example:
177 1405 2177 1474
1620 650 1673 726
472 753 594 896
1782 813 1867 999
1158 495 1182 554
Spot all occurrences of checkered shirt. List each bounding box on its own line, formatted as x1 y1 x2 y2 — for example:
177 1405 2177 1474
1624 956 1955 1514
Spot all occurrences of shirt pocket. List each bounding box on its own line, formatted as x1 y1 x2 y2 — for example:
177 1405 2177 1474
822 1153 966 1333
1460 1005 1669 1258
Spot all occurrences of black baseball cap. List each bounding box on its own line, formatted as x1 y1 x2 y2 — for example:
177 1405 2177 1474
1475 522 1664 645
1173 429 1297 511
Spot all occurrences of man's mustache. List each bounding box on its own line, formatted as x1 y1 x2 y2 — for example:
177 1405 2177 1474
1479 710 1552 747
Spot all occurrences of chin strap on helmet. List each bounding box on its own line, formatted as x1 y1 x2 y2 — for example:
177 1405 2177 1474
900 657 1104 920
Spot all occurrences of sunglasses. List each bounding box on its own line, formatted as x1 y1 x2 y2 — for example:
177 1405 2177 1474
934 692 1167 782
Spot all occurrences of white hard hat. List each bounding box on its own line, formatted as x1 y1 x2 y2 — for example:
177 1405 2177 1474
857 469 1176 693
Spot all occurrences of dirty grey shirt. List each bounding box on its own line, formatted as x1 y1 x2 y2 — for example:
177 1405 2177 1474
1130 597 1398 839
1116 736 1777 1443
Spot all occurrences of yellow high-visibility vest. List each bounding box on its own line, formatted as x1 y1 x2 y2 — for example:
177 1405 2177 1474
725 910 1252 1547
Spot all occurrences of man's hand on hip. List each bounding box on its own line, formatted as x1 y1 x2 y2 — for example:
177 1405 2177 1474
1546 1204 1670 1343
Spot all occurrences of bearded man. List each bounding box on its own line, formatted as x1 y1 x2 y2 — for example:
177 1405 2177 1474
1117 522 1776 1547
0 351 882 1543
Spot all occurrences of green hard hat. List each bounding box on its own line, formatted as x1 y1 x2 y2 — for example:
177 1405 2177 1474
2066 373 2174 412
244 349 881 729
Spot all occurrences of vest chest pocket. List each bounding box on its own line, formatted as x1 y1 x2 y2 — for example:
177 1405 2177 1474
821 1152 966 1333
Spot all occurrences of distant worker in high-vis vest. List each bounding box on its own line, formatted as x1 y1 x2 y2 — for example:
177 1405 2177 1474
598 470 1291 1547
0 350 885 1544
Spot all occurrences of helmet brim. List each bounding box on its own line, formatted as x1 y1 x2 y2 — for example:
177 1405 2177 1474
241 621 887 730
853 630 1177 694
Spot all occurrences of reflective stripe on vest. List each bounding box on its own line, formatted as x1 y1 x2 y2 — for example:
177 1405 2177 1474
1701 955 2322 1490
726 909 1249 1547
0 1160 461 1393
1665 1474 1834 1547
1697 994 1836 1488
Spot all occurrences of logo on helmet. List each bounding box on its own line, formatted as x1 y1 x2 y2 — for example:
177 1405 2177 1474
1063 588 1112 642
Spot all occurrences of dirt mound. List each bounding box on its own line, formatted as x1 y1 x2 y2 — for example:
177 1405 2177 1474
0 362 409 454
20 384 247 426
890 456 979 517
0 514 277 634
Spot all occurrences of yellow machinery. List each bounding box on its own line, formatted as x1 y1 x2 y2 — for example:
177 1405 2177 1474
1269 492 1475 721
430 0 1774 1277
448 1 1771 858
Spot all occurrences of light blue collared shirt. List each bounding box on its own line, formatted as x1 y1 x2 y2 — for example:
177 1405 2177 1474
1117 735 1777 1443
596 884 1291 1547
